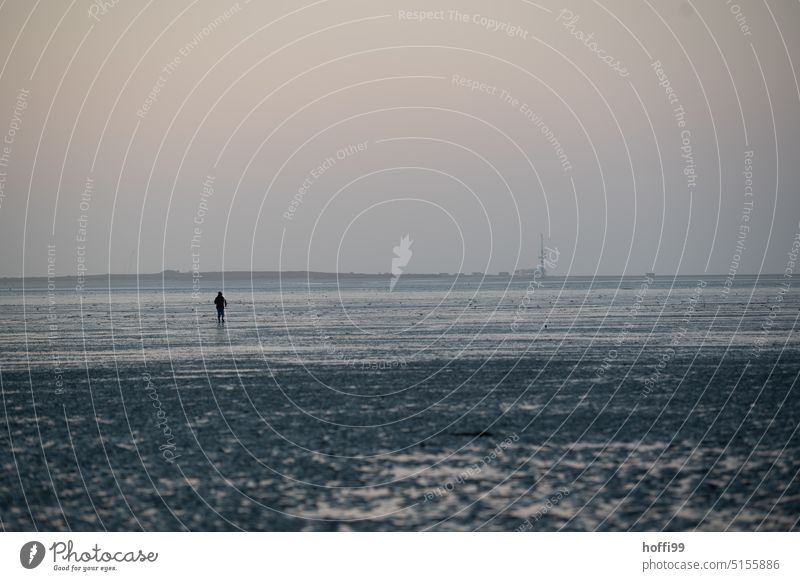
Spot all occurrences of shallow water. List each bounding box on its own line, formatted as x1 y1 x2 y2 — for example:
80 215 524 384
1 274 798 530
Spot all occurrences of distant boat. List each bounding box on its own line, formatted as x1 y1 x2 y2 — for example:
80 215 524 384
646 272 656 279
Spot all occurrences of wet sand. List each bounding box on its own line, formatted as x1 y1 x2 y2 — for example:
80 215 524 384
1 274 798 530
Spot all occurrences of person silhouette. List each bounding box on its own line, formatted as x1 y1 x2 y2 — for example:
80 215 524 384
214 291 227 323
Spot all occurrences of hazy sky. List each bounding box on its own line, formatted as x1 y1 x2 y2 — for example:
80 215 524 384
0 0 798 277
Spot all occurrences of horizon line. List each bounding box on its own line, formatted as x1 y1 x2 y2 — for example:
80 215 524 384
0 270 783 282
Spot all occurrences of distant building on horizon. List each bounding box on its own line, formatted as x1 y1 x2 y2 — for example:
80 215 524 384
515 234 549 277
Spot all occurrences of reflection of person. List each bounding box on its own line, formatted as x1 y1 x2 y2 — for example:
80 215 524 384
214 291 227 323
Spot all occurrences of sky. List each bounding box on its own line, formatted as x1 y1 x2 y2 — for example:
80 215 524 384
0 0 798 277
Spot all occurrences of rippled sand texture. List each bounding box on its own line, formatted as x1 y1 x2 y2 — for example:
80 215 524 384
0 275 798 530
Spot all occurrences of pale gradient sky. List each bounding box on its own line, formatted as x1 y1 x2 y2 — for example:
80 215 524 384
0 0 798 277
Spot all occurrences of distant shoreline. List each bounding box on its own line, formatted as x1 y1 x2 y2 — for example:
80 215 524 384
0 270 784 284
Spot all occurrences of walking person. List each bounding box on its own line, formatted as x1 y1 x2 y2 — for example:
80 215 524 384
214 291 227 324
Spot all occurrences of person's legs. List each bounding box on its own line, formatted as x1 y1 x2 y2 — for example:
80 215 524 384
217 307 223 322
